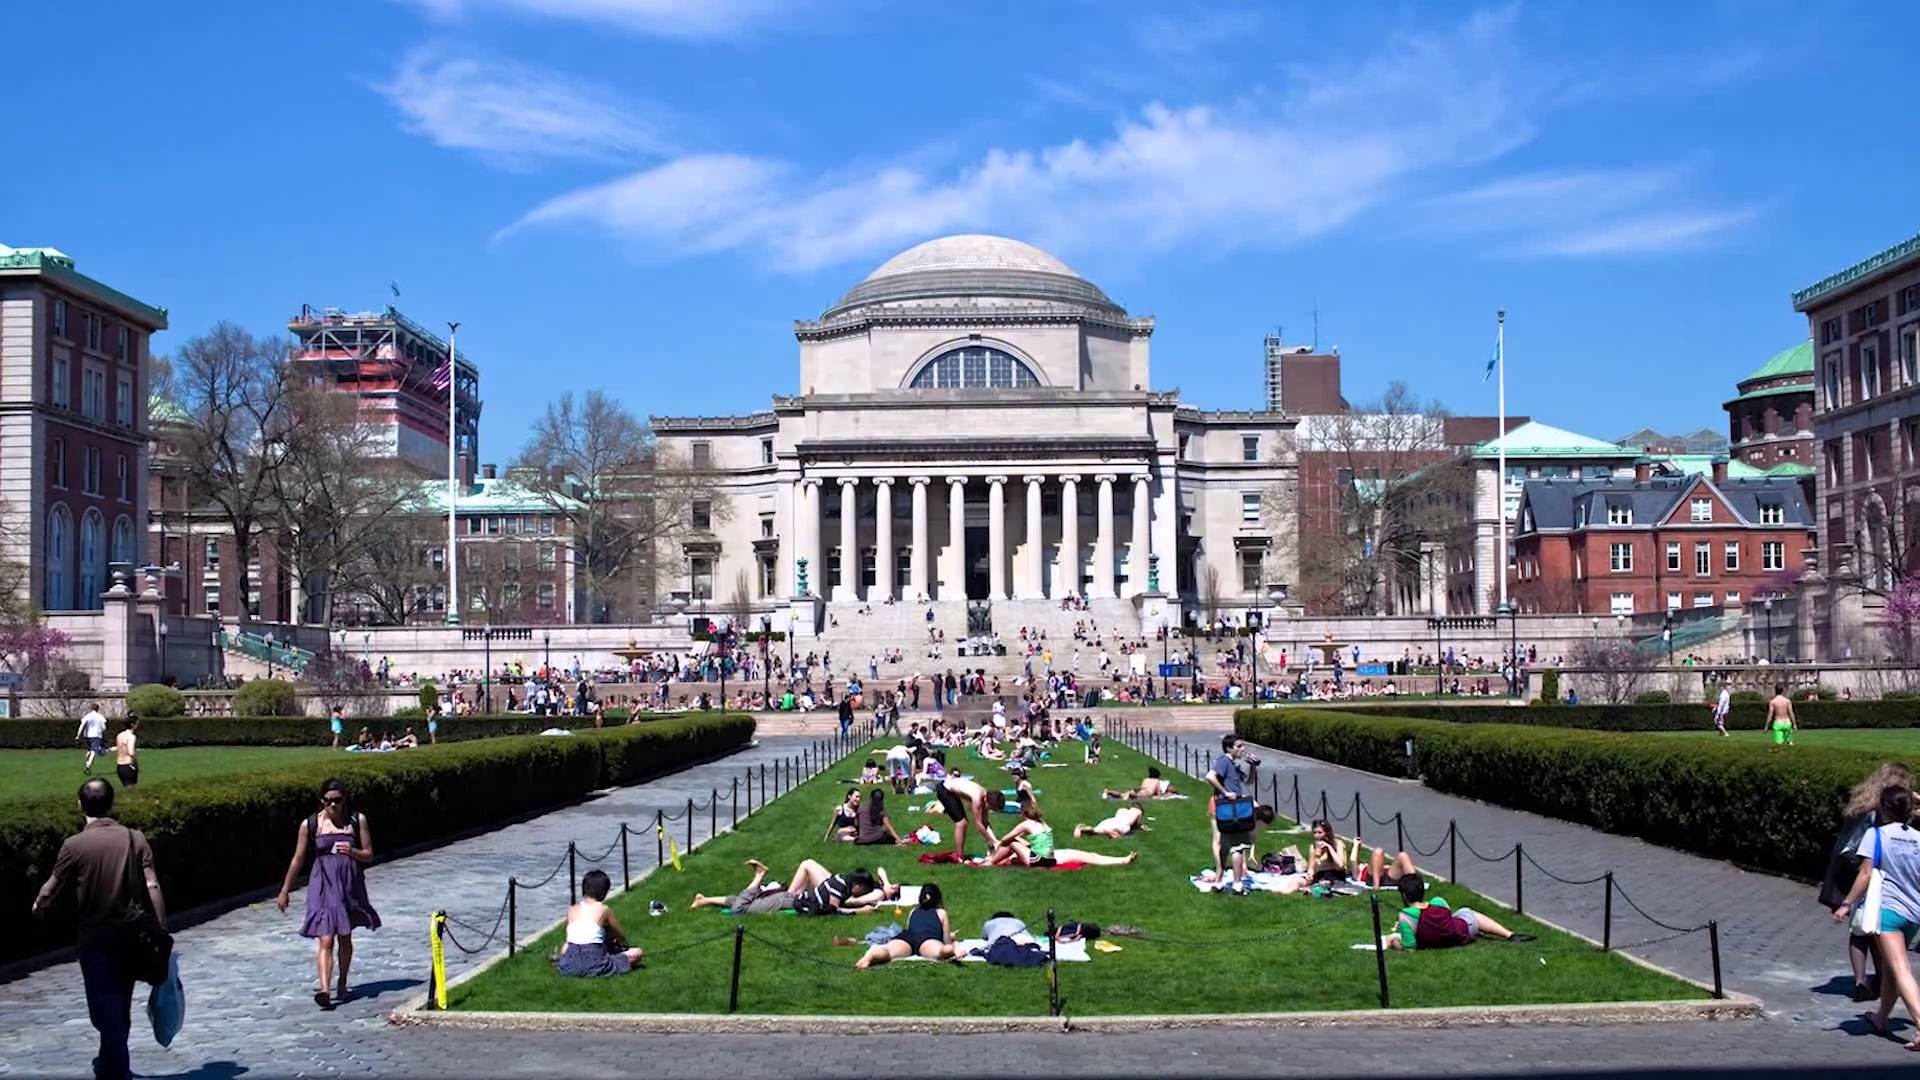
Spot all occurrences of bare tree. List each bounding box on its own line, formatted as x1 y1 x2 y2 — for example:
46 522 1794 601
158 323 300 626
513 391 723 623
1567 636 1654 704
1201 563 1224 626
725 570 753 632
338 514 443 625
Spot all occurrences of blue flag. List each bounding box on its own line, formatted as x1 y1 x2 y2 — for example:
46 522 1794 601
1483 342 1499 382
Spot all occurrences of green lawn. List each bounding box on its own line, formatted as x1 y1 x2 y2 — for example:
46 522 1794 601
1 746 373 802
1649 728 1920 754
450 738 1700 1016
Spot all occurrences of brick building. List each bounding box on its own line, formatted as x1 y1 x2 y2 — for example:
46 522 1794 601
1723 340 1816 475
0 244 167 612
1509 465 1815 616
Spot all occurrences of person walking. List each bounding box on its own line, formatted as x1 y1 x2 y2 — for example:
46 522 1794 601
77 702 108 774
113 717 140 788
837 693 855 741
275 778 381 1009
1767 683 1796 747
32 778 170 1080
1832 783 1920 1049
1711 681 1732 737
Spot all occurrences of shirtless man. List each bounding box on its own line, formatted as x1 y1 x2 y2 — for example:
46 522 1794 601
1104 767 1175 800
934 775 1006 857
114 716 140 788
1767 683 1795 747
1073 804 1146 839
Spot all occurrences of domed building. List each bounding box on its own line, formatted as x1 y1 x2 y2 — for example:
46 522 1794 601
651 234 1297 641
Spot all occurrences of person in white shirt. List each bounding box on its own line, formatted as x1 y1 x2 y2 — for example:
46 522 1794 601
1712 683 1732 737
1832 784 1920 1049
76 703 108 774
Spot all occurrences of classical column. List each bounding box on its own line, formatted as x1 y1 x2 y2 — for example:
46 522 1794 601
1091 474 1117 598
834 477 859 602
987 475 1009 601
1129 472 1152 596
946 477 967 601
1055 474 1081 600
1019 475 1046 599
873 478 895 602
908 476 930 602
798 478 822 596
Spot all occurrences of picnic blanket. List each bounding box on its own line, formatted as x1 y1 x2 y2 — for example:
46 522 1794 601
898 938 1091 963
1189 871 1304 893
918 852 1087 870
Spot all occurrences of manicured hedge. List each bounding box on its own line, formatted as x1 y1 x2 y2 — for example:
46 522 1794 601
1236 708 1896 880
1323 699 1920 732
4 713 753 965
0 714 632 750
233 678 299 717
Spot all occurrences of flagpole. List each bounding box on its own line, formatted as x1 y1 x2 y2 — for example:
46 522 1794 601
446 321 461 626
1496 308 1507 613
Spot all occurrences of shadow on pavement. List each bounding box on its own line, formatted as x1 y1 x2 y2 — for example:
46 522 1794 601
141 1061 248 1080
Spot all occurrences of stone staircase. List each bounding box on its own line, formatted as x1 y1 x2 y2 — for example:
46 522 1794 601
806 598 1148 682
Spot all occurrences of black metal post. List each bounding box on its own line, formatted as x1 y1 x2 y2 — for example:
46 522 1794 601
1319 790 1329 824
1513 843 1524 914
775 757 783 795
568 842 578 905
1046 907 1061 1017
1369 891 1390 1009
507 878 518 957
1395 813 1404 855
1293 775 1303 825
729 924 745 1014
1353 792 1363 840
760 762 767 807
1448 820 1457 882
655 810 664 866
686 797 694 853
483 629 492 713
804 747 811 775
621 825 631 890
710 788 718 840
732 777 740 827
1602 871 1613 951
1269 774 1278 810
1709 920 1724 999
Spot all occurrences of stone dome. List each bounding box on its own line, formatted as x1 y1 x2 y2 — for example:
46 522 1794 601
822 234 1121 319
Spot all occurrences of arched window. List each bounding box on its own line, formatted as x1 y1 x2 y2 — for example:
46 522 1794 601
45 504 72 610
79 509 104 610
908 346 1042 389
111 515 134 567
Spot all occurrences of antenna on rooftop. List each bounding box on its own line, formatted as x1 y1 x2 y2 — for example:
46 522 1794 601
1312 300 1320 352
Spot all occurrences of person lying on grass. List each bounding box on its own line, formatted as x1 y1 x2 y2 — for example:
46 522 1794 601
990 804 1138 868
687 858 898 915
1103 767 1176 800
854 883 957 968
826 790 861 842
1386 873 1533 949
1074 805 1146 840
853 789 913 846
1359 847 1419 889
934 775 1007 857
557 870 645 977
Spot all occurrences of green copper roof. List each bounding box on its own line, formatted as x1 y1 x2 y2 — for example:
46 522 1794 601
1649 453 1766 480
0 244 168 327
1471 420 1638 459
148 395 190 426
415 475 581 514
1794 231 1920 309
1763 462 1815 478
1743 340 1814 383
1724 383 1813 407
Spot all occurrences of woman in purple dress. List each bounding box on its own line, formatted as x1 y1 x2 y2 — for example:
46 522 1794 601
276 778 381 1009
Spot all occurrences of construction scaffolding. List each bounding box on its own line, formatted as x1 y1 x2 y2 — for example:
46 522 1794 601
288 304 482 473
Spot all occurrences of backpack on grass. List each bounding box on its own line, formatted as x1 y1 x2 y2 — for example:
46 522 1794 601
1413 904 1472 949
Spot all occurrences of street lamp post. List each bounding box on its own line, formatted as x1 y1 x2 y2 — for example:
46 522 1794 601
761 615 772 705
1662 611 1674 665
1764 594 1774 663
1499 602 1519 696
543 630 551 677
158 621 169 685
481 623 493 712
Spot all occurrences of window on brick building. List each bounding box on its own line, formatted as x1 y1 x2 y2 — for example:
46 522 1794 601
204 538 220 570
1823 357 1842 410
1609 542 1632 571
541 515 555 535
1725 590 1741 604
1864 343 1881 400
1610 592 1634 615
117 327 129 362
116 455 128 501
116 374 132 427
1694 542 1710 576
1763 541 1785 571
50 438 65 487
1690 498 1711 522
537 583 556 610
1667 591 1681 610
538 544 556 570
53 299 68 338
1607 503 1631 525
204 586 220 615
1904 330 1919 388
52 354 69 408
1666 541 1681 571
1724 541 1739 571
1900 284 1920 316
82 447 102 495
82 366 105 421
1693 592 1713 608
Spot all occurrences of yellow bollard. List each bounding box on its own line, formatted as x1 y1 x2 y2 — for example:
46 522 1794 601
430 911 449 1010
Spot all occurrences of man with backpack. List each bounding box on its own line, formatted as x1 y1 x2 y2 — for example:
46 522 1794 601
1386 873 1532 949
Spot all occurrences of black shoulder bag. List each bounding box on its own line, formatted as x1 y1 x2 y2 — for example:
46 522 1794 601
120 829 174 984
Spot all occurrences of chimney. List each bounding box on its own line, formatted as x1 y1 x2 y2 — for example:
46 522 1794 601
482 463 498 481
1634 460 1652 483
1710 457 1728 484
457 451 475 493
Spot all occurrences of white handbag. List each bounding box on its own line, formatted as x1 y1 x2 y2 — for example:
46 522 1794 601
1849 828 1885 937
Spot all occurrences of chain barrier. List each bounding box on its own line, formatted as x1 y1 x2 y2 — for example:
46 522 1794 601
739 928 860 971
514 846 572 891
1611 880 1712 935
1361 803 1400 828
1518 847 1610 887
1403 825 1450 859
1454 830 1516 864
639 927 741 963
440 892 511 956
1124 903 1370 947
571 833 624 865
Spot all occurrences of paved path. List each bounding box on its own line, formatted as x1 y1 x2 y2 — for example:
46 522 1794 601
7 722 1914 1077
0 735 817 1079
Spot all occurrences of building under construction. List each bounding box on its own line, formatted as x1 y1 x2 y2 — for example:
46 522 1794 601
288 304 481 477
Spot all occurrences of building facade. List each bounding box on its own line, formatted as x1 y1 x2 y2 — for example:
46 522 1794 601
1723 340 1816 473
0 244 167 613
287 305 481 477
650 235 1298 638
1510 465 1815 617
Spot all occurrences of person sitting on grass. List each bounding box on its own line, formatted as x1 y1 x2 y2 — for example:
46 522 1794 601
884 743 914 793
1104 767 1176 800
557 870 645 977
990 804 1138 868
855 883 957 968
1073 805 1146 840
1305 819 1349 885
687 858 898 915
1386 873 1532 949
860 758 881 784
853 790 911 846
1084 731 1102 765
825 790 861 842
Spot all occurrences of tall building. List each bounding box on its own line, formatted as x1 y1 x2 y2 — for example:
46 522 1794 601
287 305 481 478
0 244 167 611
1723 340 1817 475
1263 336 1345 413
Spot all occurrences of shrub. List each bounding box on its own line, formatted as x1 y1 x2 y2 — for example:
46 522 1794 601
1730 690 1766 704
0 714 591 750
1540 669 1560 702
419 681 440 715
2 713 754 965
1320 699 1920 733
1884 690 1920 701
390 706 425 721
233 678 299 717
1803 685 1839 701
125 683 186 718
1633 690 1671 705
1237 708 1894 880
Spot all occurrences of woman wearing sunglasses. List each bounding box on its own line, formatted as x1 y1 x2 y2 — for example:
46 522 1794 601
276 778 382 1009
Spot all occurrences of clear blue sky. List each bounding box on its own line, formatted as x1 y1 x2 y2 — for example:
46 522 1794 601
5 1 1914 458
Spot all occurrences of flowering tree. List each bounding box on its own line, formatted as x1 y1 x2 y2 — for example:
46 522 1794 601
0 621 73 688
1881 575 1920 665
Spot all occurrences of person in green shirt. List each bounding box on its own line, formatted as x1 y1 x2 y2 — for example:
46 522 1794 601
1387 874 1532 949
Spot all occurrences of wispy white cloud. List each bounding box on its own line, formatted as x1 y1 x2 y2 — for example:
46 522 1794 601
501 10 1543 268
1132 7 1264 56
402 0 789 38
374 47 671 168
1432 163 1758 255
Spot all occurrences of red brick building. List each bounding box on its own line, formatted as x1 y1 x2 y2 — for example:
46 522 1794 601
0 244 167 611
1509 465 1815 616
